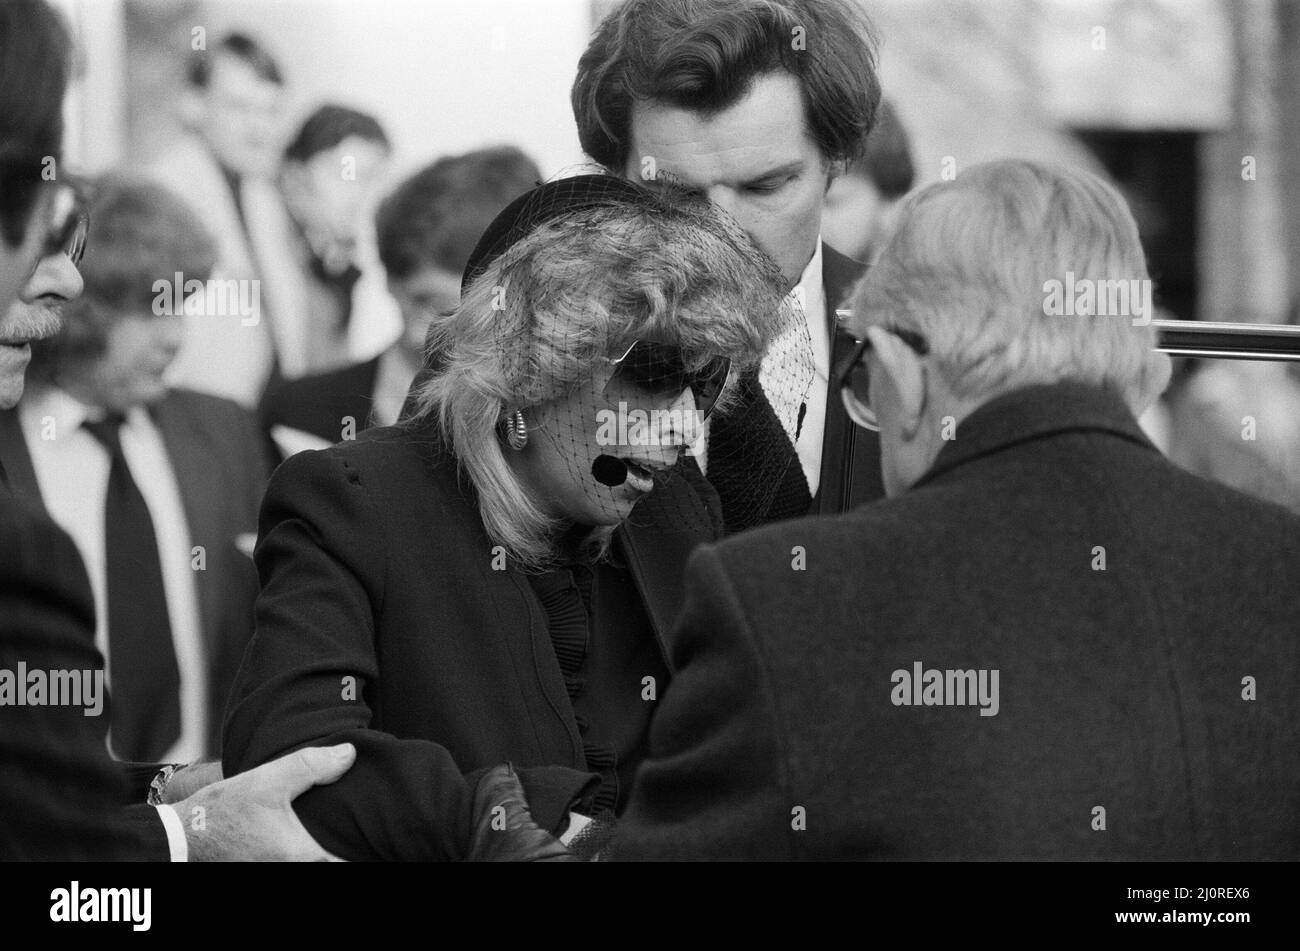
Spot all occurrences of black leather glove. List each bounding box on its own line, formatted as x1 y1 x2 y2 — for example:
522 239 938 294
467 763 577 862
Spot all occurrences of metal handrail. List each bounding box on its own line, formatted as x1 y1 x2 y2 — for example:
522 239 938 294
834 311 1300 362
1152 319 1300 361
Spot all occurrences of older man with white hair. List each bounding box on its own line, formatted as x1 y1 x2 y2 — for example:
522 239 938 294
615 159 1300 861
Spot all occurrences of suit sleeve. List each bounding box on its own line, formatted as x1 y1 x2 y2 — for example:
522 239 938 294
221 448 593 861
0 495 168 861
613 544 798 860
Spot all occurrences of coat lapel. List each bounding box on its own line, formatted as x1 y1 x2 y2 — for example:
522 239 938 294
815 243 885 513
0 407 47 513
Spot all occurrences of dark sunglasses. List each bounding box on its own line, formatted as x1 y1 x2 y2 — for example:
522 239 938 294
836 317 930 432
44 183 88 266
606 340 731 420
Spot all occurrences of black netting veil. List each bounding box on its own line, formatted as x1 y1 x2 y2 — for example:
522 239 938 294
409 171 814 567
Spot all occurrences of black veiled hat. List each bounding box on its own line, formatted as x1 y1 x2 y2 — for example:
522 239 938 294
460 173 665 294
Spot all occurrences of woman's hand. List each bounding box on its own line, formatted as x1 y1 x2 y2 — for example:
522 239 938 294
468 764 576 862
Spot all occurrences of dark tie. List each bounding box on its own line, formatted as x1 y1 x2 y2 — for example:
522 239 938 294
82 413 181 761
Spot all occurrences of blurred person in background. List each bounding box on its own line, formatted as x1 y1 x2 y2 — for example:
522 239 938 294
147 31 298 409
821 100 916 265
1163 339 1300 514
0 176 272 764
1 0 354 862
615 161 1299 860
261 144 539 448
572 0 887 535
273 104 398 375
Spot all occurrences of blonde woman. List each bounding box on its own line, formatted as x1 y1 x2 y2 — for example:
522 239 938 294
222 175 795 860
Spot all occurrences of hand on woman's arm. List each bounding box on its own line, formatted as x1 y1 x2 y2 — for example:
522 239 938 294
221 448 593 861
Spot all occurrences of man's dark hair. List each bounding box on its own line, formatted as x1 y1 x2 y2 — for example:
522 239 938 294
29 177 217 381
284 104 390 164
845 99 914 198
375 145 541 281
188 31 284 89
572 0 881 174
0 0 72 247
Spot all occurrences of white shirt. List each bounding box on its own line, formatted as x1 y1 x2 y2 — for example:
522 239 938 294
790 242 830 496
20 387 209 766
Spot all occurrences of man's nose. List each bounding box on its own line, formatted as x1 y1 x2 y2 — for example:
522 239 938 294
23 251 83 304
705 185 745 225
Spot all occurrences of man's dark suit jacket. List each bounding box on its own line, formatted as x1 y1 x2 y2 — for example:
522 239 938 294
707 243 883 533
259 356 381 445
0 474 168 860
223 416 723 861
0 388 271 754
616 382 1300 860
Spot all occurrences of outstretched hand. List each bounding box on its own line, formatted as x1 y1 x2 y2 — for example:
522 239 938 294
175 743 357 861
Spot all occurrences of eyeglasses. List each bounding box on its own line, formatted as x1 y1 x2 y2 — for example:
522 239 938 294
606 340 732 420
44 183 88 266
836 322 930 432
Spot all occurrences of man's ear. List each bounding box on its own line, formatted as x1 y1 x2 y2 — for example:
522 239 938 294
866 325 926 440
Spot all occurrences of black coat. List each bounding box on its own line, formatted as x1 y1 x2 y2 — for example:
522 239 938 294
706 243 884 533
259 356 381 445
616 382 1300 860
0 476 167 860
222 417 723 861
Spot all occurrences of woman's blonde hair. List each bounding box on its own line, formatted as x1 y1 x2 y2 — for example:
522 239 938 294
410 182 788 570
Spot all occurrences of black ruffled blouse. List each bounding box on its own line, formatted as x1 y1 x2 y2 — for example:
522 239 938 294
525 548 670 816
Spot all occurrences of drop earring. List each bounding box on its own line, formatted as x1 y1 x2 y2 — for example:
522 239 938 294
505 410 528 450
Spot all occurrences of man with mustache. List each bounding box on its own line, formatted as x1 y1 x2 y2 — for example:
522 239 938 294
0 0 355 861
1 177 276 767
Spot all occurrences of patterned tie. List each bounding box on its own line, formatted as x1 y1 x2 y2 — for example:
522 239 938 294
759 287 817 447
82 414 181 761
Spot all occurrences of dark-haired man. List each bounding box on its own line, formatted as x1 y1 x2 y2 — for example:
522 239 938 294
1 0 354 861
572 0 886 532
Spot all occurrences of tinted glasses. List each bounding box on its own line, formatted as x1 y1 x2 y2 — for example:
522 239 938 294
606 340 731 420
44 182 88 266
836 318 930 431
